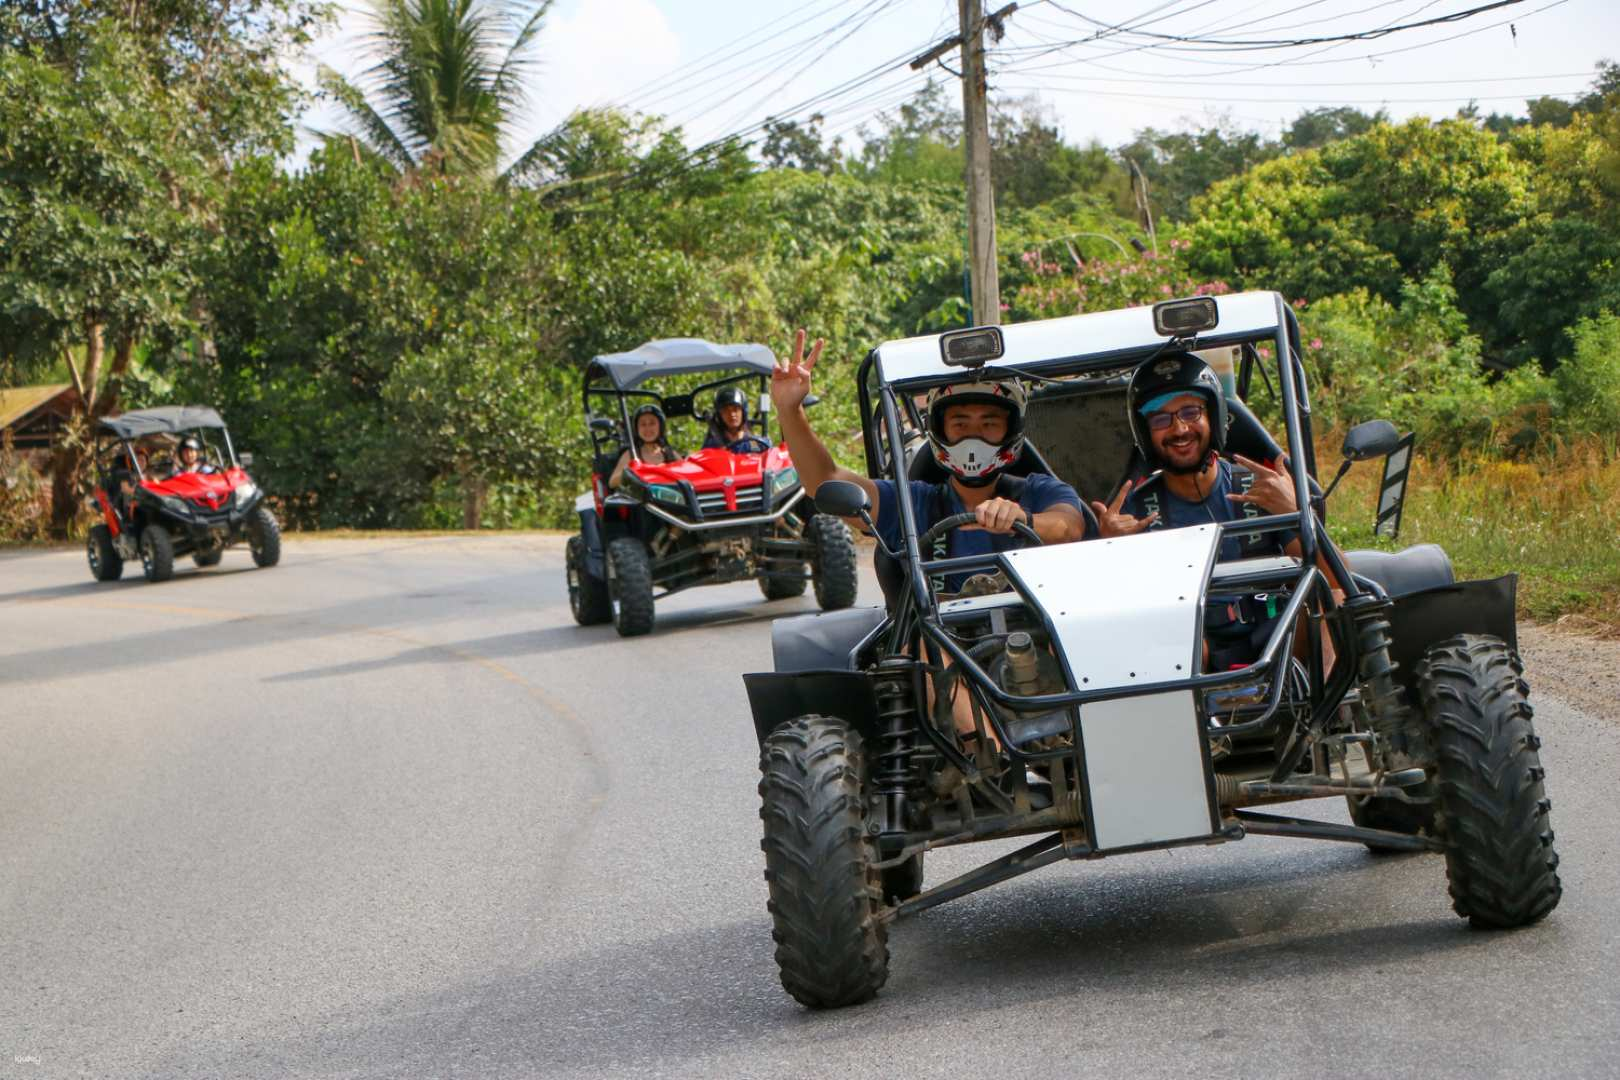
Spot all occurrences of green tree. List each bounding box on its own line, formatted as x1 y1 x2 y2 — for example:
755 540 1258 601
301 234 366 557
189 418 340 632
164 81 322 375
760 115 842 175
1114 122 1280 222
990 96 1132 213
1282 106 1387 151
318 0 553 178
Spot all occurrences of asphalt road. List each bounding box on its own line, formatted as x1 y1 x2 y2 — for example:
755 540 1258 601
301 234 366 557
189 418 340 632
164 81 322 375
2 536 1616 1080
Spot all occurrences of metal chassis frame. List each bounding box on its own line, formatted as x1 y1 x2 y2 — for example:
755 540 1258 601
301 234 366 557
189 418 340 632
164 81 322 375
850 295 1402 915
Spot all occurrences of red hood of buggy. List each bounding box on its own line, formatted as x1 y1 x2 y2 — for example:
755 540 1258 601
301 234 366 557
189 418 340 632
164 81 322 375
142 467 252 510
628 445 793 491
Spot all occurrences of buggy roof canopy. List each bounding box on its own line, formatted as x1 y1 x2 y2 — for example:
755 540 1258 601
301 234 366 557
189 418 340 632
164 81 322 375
874 291 1289 388
585 339 777 391
100 406 227 439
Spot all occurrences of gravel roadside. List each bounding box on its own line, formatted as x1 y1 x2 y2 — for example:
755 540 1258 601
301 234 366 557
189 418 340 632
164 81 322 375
1519 621 1619 725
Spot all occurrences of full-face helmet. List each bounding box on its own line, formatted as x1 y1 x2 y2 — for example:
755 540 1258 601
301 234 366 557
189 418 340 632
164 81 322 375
923 378 1028 486
713 386 748 420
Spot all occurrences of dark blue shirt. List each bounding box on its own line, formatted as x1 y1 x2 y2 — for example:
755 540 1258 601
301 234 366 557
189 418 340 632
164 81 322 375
1122 458 1295 562
871 473 1086 591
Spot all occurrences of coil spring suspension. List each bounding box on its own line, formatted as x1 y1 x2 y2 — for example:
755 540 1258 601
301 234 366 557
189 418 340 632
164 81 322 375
1345 594 1417 759
872 658 922 833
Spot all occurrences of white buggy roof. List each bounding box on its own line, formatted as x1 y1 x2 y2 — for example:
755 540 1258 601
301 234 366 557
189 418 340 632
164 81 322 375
873 291 1288 387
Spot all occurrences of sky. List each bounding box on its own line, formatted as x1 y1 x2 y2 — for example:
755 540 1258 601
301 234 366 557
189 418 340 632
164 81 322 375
295 0 1620 168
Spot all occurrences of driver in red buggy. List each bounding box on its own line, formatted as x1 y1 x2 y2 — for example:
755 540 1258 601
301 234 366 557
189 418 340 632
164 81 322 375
702 387 771 452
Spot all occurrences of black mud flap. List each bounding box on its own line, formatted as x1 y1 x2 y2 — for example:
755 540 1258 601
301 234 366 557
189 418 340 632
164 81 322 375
1385 574 1518 694
744 670 883 748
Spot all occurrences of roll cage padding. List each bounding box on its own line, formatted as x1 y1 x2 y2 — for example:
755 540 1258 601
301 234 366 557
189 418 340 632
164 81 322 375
770 607 888 673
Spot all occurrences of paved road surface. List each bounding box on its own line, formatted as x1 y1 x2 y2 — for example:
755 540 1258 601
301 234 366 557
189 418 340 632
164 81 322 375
2 536 1615 1079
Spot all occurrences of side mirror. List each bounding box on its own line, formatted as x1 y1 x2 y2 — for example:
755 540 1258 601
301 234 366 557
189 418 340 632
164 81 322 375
588 417 617 434
238 451 254 468
1341 419 1401 462
814 479 870 518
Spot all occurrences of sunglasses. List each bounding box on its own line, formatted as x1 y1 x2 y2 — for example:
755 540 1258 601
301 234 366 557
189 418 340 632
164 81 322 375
1146 403 1207 432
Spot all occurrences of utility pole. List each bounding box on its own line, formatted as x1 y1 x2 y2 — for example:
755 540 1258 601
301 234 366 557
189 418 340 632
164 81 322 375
911 2 1016 327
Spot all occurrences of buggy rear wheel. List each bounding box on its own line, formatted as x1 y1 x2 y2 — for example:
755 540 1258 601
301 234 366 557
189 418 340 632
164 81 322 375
87 524 124 582
758 715 888 1008
249 506 281 568
607 536 655 637
566 534 613 625
807 514 858 611
1419 634 1562 929
140 524 175 583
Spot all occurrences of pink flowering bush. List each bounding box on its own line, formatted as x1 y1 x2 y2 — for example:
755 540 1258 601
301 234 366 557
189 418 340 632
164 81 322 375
1009 238 1232 322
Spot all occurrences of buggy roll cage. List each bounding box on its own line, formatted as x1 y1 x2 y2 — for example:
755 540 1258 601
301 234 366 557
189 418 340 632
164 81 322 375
853 291 1367 763
96 408 240 483
583 370 775 464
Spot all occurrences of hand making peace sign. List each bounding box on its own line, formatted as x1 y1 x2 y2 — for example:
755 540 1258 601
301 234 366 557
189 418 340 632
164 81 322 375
1090 479 1158 538
771 328 825 413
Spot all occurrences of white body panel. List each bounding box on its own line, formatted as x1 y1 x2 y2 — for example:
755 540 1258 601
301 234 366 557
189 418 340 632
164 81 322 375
874 292 1284 387
1002 526 1222 851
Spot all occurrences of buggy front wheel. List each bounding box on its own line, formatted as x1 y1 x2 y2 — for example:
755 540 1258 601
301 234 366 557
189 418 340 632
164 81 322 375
566 534 613 625
249 506 281 568
140 524 175 583
1420 634 1562 929
758 714 889 1008
807 514 858 611
607 537 655 637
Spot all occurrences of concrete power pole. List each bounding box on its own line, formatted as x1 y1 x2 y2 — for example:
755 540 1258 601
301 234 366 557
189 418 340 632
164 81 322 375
911 2 1015 328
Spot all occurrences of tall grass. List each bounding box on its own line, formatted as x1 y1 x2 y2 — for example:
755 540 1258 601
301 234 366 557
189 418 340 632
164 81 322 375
1325 435 1620 632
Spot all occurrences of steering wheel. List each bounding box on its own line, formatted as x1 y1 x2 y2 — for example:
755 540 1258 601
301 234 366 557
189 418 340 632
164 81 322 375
917 511 1043 553
725 435 772 454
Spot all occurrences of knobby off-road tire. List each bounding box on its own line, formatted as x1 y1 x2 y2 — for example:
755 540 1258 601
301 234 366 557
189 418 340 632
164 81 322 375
807 514 858 611
1420 634 1562 929
607 537 655 637
759 565 809 600
88 525 124 581
140 524 175 583
249 506 281 568
193 549 224 568
566 534 613 625
758 715 888 1009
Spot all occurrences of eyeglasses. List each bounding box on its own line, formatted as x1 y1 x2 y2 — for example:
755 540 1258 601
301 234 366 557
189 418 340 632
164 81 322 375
1146 403 1207 432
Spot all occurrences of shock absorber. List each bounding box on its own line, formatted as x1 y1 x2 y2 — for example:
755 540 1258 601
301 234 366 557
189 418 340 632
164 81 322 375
1343 593 1417 760
872 657 922 836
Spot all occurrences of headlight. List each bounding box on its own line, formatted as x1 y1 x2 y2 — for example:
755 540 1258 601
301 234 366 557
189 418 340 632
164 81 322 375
768 467 799 496
159 495 190 516
233 482 258 507
650 484 685 506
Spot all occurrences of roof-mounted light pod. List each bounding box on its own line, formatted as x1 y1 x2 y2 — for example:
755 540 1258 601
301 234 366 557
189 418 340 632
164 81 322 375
940 326 1004 368
1152 297 1219 337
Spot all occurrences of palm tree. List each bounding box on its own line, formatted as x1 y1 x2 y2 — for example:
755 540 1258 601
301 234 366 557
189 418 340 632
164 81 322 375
318 0 553 178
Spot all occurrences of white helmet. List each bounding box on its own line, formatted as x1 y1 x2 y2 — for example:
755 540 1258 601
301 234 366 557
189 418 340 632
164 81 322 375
924 379 1028 486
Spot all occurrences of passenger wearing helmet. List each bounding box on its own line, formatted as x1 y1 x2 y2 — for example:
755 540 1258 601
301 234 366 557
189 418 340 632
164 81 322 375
702 386 768 452
1094 352 1330 670
771 329 1087 594
609 404 683 489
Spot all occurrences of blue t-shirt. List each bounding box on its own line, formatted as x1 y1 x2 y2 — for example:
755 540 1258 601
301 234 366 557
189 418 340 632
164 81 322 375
871 473 1086 591
1121 458 1295 562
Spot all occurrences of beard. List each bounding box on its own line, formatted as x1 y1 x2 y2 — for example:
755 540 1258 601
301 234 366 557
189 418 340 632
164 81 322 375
1155 428 1212 475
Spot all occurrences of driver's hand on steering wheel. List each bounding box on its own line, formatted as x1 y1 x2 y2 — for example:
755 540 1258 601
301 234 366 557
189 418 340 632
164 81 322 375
965 496 1028 535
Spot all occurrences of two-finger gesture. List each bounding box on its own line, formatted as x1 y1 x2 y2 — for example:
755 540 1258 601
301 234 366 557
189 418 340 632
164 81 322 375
1227 454 1297 515
772 328 823 413
1090 479 1158 538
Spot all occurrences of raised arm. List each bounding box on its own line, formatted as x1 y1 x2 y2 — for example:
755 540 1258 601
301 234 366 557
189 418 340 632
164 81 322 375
773 329 882 526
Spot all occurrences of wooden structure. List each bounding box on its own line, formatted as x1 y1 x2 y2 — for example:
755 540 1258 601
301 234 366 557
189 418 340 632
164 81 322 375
0 384 80 457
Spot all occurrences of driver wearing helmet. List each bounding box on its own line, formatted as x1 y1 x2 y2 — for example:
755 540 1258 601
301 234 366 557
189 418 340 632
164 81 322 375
772 330 1088 594
1093 352 1335 669
169 435 217 477
702 386 766 451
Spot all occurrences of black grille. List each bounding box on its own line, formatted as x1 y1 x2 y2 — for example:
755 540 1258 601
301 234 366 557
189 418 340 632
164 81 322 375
695 484 763 517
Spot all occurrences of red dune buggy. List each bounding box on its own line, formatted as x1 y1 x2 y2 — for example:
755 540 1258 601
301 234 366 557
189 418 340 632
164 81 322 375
86 406 280 583
566 339 858 636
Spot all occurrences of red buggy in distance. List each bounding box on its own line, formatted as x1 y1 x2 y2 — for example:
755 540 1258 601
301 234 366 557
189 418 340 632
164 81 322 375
566 339 858 637
86 406 281 583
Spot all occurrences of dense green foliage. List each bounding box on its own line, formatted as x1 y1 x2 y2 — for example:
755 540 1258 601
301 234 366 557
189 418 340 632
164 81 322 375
2 7 1616 538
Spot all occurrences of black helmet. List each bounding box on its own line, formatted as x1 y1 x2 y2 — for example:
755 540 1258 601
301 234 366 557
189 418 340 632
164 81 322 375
1126 351 1229 460
714 386 748 418
630 403 667 441
180 436 203 453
